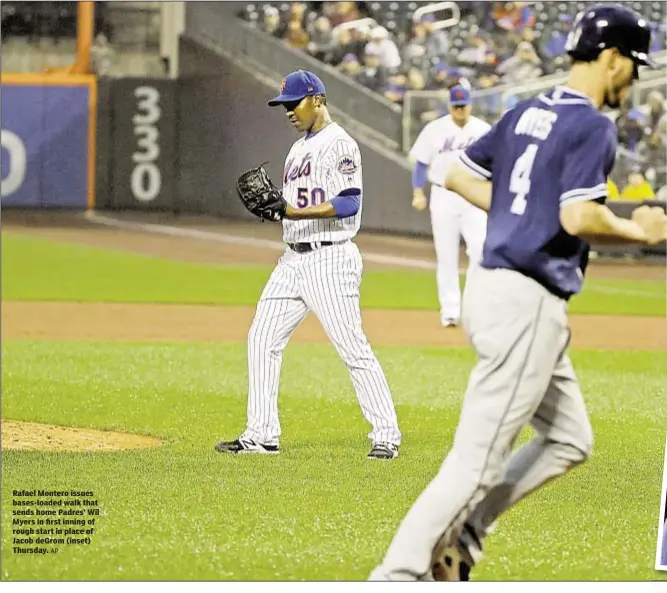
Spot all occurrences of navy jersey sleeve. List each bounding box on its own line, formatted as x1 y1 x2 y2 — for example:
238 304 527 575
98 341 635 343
559 116 617 207
459 120 502 180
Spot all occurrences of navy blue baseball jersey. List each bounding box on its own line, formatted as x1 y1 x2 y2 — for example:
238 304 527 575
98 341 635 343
460 86 618 299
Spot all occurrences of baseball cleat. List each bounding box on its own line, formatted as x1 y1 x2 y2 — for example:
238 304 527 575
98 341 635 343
367 442 399 460
215 437 280 455
441 318 459 328
431 522 482 581
432 546 470 581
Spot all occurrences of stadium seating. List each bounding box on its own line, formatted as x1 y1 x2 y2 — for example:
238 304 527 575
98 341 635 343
0 2 165 77
1 2 111 41
239 1 667 194
238 1 666 96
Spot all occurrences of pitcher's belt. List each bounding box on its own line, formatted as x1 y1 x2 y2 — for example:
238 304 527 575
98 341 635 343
287 241 347 253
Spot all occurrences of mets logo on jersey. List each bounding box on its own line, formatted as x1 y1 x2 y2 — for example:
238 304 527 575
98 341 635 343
337 155 358 175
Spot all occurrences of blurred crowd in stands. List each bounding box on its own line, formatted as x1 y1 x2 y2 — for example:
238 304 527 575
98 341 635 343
611 91 667 201
241 2 665 103
241 0 667 199
1 2 115 75
1 1 164 77
1 2 112 42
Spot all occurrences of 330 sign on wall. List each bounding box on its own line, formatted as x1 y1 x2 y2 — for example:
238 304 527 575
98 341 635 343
131 86 162 202
110 79 175 210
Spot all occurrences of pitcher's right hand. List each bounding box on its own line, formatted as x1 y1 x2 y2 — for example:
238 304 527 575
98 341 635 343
412 189 427 211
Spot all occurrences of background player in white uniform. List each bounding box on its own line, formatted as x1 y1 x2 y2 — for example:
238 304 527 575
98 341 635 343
410 86 491 327
216 70 402 460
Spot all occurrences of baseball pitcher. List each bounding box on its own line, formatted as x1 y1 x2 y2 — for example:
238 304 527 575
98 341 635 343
410 85 491 327
216 70 402 460
370 4 666 580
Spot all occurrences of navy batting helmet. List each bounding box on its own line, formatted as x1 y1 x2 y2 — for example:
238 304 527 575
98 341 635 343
565 4 656 68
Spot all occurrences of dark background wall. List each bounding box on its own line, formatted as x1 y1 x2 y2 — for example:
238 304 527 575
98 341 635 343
176 36 297 220
176 35 428 233
94 36 426 232
96 78 112 209
96 77 177 211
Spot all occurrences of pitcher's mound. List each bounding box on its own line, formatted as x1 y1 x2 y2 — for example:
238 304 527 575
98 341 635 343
1 420 164 452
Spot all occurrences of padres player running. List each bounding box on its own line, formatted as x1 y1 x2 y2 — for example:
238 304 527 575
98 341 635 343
410 86 491 327
370 4 666 579
216 70 402 460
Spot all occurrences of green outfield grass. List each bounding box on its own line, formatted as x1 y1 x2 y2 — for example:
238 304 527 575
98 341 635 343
2 230 667 581
1 342 666 580
2 233 665 316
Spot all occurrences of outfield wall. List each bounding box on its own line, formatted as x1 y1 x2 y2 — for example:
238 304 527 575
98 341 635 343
1 74 97 209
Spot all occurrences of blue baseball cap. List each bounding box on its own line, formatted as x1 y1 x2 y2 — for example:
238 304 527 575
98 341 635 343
268 70 326 106
449 85 471 106
627 107 645 121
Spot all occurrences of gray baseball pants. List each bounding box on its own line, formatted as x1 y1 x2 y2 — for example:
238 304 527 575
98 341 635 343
370 267 594 581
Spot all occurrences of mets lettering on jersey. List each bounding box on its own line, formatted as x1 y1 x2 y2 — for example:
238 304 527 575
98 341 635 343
410 115 491 187
281 122 364 243
439 135 477 154
283 154 313 183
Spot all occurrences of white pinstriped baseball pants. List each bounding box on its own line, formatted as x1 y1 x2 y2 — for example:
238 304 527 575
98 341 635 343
242 241 402 446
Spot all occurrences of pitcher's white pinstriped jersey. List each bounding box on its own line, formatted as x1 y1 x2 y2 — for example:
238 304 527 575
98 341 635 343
282 122 362 244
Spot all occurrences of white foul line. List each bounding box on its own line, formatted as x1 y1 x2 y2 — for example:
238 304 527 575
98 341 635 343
82 211 665 298
83 211 438 270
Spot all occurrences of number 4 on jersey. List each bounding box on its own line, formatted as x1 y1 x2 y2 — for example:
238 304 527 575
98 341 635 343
509 143 538 215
